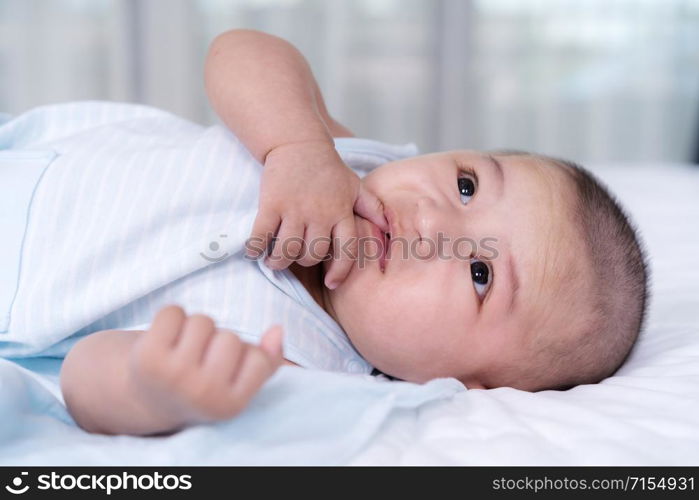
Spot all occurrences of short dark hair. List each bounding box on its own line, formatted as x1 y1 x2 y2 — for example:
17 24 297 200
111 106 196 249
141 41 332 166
552 157 650 387
489 150 651 391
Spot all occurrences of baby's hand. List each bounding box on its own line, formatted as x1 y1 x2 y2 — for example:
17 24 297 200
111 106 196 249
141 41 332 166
245 140 388 289
128 305 284 429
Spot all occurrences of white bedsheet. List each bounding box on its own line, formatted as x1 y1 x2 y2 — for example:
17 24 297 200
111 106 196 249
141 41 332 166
1 162 697 465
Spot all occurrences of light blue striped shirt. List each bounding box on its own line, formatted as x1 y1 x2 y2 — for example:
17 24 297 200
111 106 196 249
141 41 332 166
0 101 418 375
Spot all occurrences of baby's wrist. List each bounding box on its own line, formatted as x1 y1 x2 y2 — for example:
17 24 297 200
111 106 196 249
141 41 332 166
263 138 339 165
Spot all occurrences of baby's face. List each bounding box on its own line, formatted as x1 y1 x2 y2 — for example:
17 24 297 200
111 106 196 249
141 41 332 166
325 150 584 388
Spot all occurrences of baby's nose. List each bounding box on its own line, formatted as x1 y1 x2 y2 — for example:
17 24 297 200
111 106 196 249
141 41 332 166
415 196 443 232
416 196 434 210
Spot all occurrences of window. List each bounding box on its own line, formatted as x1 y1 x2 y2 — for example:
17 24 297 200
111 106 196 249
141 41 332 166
1 0 697 162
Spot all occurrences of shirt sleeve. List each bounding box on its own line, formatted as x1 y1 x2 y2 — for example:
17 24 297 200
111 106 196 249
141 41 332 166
333 137 419 177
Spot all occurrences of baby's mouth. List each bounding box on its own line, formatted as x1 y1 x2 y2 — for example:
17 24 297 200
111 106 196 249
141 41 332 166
384 231 391 259
366 219 390 272
379 231 391 272
379 230 389 272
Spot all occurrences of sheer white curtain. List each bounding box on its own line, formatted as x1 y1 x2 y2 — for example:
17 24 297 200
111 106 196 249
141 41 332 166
1 0 698 162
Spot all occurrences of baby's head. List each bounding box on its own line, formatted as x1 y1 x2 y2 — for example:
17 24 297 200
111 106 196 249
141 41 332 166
325 150 649 391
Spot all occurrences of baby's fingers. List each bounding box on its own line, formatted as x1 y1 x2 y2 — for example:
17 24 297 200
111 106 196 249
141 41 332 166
259 324 284 362
265 217 304 270
200 330 246 382
246 209 281 259
296 223 330 267
227 328 284 407
353 184 388 233
140 305 186 354
323 216 358 290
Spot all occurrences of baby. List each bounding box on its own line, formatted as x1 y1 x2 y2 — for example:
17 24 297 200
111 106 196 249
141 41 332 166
1 30 649 437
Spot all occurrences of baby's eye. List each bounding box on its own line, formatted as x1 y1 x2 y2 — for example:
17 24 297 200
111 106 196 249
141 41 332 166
457 173 477 204
470 259 492 299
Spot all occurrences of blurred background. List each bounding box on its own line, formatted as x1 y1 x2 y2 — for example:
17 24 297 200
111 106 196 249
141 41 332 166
1 0 698 163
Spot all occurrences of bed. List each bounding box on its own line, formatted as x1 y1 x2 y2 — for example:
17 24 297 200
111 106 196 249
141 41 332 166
1 162 698 465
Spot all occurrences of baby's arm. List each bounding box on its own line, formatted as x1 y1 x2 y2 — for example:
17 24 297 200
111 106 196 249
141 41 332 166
59 306 283 436
205 29 389 287
204 28 352 164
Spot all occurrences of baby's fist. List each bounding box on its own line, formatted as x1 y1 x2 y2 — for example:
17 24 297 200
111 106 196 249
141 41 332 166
129 305 284 426
245 140 389 290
